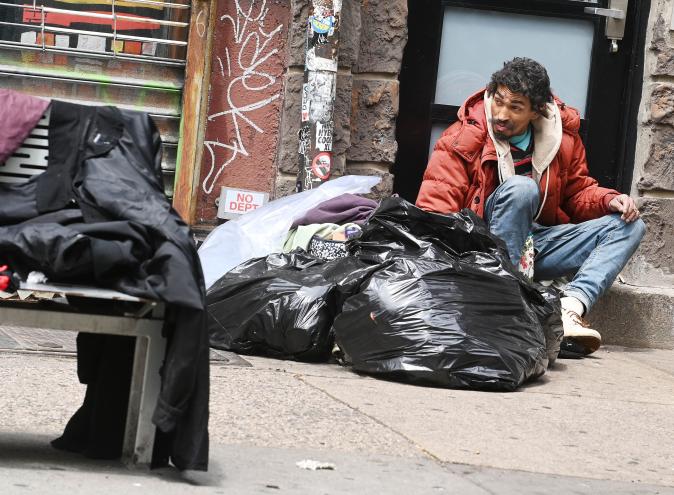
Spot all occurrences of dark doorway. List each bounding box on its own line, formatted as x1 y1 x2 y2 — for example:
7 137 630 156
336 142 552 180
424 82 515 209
393 0 650 203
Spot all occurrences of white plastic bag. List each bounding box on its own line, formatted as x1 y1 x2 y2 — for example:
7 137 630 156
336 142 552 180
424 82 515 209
199 175 380 289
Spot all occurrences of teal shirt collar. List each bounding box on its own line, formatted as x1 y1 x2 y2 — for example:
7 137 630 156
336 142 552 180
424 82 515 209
509 125 532 150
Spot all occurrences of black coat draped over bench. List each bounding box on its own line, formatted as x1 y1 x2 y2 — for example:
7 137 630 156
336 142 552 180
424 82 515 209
0 93 209 471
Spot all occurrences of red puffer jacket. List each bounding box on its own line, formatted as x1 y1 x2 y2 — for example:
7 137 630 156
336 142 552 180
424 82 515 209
415 89 620 226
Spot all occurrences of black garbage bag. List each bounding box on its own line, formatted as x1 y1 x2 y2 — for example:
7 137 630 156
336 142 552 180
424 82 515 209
207 251 376 362
333 197 562 391
533 286 564 366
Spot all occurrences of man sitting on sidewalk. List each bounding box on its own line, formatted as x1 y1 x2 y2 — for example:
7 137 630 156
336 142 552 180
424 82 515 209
416 57 645 356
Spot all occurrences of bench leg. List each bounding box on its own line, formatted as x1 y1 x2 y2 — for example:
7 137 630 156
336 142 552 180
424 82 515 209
122 328 166 467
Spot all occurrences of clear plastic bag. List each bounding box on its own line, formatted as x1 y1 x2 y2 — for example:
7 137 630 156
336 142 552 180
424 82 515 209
198 175 380 289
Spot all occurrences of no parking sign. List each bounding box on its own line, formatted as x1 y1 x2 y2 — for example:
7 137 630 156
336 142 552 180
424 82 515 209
311 152 332 180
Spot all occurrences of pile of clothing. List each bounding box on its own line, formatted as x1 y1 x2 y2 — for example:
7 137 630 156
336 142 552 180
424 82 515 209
0 89 209 470
204 191 563 392
282 193 376 259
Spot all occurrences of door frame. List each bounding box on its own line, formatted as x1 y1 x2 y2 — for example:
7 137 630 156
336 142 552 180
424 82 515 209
393 0 651 202
173 0 215 225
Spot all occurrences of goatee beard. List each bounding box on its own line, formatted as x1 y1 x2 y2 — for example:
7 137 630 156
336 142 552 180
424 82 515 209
493 130 509 141
490 119 512 141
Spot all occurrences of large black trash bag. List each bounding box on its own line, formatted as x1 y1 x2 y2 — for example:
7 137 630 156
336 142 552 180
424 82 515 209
207 251 375 362
334 197 562 391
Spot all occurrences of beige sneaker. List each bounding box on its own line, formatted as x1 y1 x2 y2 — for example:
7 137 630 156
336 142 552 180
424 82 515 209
561 308 602 355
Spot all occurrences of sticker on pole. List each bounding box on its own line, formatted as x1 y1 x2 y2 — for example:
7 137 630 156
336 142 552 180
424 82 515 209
301 84 309 122
217 187 269 220
311 152 332 181
316 121 333 152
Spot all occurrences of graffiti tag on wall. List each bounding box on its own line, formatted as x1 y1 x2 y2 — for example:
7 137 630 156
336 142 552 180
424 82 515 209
200 0 285 202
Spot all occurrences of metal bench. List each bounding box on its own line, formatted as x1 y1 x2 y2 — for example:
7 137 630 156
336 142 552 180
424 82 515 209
0 108 166 466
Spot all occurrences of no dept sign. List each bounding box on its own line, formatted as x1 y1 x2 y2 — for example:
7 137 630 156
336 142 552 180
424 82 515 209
217 187 269 219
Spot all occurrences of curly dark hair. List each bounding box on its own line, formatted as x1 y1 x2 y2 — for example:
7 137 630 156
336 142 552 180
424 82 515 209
487 57 553 114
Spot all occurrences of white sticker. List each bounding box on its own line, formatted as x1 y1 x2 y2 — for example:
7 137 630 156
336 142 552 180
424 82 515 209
55 34 70 48
298 126 311 155
301 83 310 122
306 48 338 72
20 31 37 45
141 42 157 56
306 71 335 122
77 34 106 53
333 0 342 14
217 188 269 219
316 121 333 152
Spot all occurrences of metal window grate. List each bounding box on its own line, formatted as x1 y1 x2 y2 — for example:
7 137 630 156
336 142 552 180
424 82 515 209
0 0 193 198
0 0 190 66
0 107 176 197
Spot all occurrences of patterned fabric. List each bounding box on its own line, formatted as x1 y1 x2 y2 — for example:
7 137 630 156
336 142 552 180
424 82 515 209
510 140 534 178
518 232 535 280
283 223 361 253
308 236 348 261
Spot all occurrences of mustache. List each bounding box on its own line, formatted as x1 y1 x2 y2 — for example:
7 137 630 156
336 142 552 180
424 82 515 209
490 119 513 130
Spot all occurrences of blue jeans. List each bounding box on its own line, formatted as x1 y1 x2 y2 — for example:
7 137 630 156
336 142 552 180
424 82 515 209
485 176 646 312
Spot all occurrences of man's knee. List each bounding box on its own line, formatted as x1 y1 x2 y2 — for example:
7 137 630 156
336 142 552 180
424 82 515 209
629 217 646 245
499 176 539 203
633 217 646 239
605 214 646 245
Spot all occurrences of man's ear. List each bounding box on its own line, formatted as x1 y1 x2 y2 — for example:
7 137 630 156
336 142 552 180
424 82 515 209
530 111 541 121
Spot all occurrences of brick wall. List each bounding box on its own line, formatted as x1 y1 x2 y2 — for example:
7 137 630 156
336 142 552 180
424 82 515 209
274 0 408 199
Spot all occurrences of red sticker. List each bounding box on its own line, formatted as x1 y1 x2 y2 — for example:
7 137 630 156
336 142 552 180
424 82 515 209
311 152 332 180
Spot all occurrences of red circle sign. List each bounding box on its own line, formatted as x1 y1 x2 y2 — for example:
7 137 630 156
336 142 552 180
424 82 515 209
311 152 332 180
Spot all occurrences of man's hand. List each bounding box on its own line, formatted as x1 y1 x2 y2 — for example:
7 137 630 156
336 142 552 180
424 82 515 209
608 194 640 223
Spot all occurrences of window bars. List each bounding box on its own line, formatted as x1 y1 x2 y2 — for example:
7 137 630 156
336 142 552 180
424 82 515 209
0 0 190 66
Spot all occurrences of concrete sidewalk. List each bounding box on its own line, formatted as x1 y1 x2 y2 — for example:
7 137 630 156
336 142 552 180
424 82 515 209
1 337 674 493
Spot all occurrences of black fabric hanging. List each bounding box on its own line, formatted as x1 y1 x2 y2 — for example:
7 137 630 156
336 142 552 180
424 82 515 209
0 99 209 470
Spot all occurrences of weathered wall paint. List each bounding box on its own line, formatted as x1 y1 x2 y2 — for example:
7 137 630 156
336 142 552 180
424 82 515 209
196 0 289 224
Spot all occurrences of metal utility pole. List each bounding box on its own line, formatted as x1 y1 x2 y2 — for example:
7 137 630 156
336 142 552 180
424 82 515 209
296 0 341 192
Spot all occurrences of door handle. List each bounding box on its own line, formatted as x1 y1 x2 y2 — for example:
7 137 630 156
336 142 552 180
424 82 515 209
583 7 625 20
584 0 628 53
